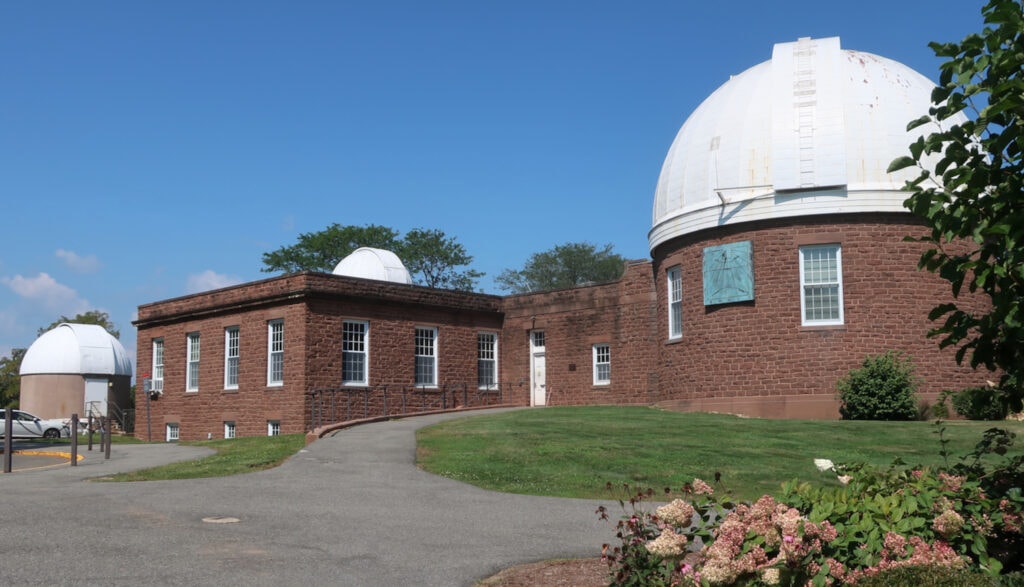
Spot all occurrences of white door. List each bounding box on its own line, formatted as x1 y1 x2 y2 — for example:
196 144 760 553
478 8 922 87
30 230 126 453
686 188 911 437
529 331 546 406
85 378 108 419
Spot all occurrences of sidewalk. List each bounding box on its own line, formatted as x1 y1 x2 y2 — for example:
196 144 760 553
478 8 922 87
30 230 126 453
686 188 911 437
0 409 611 586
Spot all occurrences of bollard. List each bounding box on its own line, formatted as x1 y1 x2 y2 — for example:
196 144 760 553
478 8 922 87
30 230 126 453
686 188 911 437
70 414 79 467
87 414 94 451
104 418 111 460
3 408 12 473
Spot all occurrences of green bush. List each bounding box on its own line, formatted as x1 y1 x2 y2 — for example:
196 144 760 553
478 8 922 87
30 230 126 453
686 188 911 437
952 386 1009 421
853 565 994 586
837 351 919 420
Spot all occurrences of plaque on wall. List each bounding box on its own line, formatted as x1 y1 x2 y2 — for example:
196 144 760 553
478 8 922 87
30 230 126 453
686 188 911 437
703 240 754 305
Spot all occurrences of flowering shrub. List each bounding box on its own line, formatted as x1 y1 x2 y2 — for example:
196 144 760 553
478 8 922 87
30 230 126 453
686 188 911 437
599 425 1024 585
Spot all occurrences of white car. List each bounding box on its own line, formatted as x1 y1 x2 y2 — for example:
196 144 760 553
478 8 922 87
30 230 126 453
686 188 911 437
0 409 72 439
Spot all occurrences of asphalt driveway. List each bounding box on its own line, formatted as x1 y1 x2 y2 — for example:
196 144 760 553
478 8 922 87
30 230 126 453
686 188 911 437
1 409 611 586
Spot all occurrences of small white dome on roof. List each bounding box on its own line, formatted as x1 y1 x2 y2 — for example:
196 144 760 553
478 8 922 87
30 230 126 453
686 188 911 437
332 247 413 284
649 36 968 251
20 323 133 376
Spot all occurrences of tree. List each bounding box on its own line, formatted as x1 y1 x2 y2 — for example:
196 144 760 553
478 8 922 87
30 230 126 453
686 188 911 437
261 224 401 274
38 310 120 339
261 224 483 291
0 348 25 407
889 0 1024 408
495 242 626 293
397 228 484 290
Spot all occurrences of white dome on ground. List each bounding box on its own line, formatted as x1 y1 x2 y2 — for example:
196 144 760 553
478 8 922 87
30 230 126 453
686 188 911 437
332 247 413 284
649 36 967 251
20 323 133 376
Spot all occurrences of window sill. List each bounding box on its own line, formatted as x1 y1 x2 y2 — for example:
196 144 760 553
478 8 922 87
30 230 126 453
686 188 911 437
799 324 846 332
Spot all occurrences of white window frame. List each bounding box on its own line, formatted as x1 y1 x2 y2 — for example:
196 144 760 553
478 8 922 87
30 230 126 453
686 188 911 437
224 327 239 390
267 319 284 386
414 326 438 388
477 332 498 390
667 266 683 339
593 343 611 385
342 320 369 386
799 244 845 326
267 420 280 437
152 338 164 392
186 333 200 392
166 423 179 442
224 421 236 439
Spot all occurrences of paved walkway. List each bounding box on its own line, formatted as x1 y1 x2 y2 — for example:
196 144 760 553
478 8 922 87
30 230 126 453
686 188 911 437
1 409 612 586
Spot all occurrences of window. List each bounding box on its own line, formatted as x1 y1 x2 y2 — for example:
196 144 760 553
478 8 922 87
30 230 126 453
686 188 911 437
166 423 179 442
668 266 683 339
186 333 201 392
267 420 280 436
477 332 498 390
799 244 844 325
593 344 611 385
267 319 284 386
414 327 437 387
224 421 236 439
342 320 368 385
152 338 164 392
224 327 239 389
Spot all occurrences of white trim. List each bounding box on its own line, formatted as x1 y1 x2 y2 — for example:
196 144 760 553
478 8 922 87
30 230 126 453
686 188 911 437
593 343 611 385
224 327 239 390
477 332 498 390
166 422 179 442
799 244 845 326
186 333 200 393
414 326 438 388
267 319 284 386
667 266 683 339
267 420 280 437
342 320 369 386
152 338 164 392
224 421 235 439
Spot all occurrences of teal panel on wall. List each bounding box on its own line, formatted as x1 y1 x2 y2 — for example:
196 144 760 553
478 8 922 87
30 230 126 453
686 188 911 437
703 241 754 305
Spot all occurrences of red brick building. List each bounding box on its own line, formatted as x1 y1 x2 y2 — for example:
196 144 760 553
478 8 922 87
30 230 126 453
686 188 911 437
133 37 990 440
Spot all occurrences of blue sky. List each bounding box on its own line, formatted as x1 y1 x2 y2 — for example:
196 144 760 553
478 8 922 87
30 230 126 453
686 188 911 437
0 1 986 369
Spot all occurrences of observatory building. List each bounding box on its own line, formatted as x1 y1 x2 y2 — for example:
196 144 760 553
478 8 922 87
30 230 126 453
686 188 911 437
133 38 986 440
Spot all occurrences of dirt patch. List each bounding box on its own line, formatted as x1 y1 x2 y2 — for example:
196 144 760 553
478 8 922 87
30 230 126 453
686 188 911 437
476 558 607 587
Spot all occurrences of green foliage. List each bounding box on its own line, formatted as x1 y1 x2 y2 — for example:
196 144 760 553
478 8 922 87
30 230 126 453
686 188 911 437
889 0 1024 408
395 228 483 290
261 223 483 291
851 565 993 587
0 348 25 408
952 386 1011 420
495 241 626 293
601 424 1024 585
837 352 919 421
38 310 120 339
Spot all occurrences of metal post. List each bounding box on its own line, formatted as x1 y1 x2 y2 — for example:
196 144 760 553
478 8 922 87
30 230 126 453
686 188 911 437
104 418 111 460
70 414 79 467
3 408 12 473
87 414 94 451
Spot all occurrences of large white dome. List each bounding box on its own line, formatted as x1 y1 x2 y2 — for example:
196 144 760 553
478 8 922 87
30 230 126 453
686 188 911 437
20 323 133 376
332 247 413 284
649 36 966 251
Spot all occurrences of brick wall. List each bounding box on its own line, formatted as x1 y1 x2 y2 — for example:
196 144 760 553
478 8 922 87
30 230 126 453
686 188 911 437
649 212 990 418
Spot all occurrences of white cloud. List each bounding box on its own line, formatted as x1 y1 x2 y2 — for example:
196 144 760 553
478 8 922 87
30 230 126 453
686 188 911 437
55 249 102 273
185 270 243 294
1 273 91 313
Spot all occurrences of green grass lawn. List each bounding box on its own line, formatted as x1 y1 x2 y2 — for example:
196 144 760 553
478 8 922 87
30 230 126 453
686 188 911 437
415 406 1024 501
100 434 306 481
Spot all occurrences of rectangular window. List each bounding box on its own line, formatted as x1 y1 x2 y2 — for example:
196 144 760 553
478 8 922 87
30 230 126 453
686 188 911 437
668 266 683 339
342 320 369 385
224 327 239 389
166 423 179 442
799 244 844 325
267 420 280 437
414 326 437 387
593 344 611 385
152 338 164 392
224 421 236 439
267 319 284 386
477 332 498 390
186 333 201 392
